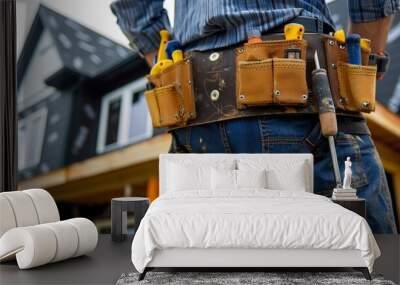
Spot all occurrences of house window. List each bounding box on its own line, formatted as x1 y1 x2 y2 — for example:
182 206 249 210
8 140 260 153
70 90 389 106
97 77 152 153
18 107 48 170
128 90 153 143
105 97 122 146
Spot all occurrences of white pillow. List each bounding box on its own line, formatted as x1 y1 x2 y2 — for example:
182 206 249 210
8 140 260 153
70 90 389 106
167 162 210 191
211 169 267 190
211 168 236 190
266 167 307 192
167 159 236 192
236 169 267 189
238 159 308 191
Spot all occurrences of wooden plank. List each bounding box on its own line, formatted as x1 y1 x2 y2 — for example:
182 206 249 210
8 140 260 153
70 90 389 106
393 173 400 228
18 134 171 190
374 141 400 173
66 133 170 181
374 140 400 228
366 103 400 150
18 168 67 190
48 160 158 202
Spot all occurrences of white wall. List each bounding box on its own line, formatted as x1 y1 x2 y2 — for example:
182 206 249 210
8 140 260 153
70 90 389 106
17 0 175 56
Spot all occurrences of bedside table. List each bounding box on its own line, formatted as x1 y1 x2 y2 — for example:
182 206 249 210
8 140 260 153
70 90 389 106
111 197 149 242
332 198 366 218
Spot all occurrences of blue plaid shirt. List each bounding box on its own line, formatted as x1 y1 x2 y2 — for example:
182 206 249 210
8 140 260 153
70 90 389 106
111 0 400 56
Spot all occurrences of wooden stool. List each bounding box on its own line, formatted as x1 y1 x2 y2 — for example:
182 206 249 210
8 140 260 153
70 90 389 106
111 197 149 242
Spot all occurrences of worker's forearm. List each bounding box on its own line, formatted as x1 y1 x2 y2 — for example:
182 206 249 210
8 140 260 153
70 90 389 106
349 16 394 53
145 51 157 68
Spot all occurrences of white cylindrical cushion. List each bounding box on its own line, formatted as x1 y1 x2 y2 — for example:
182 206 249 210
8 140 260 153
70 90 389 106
42 221 78 262
65 218 98 257
0 226 57 269
23 189 60 223
0 195 17 237
1 192 39 227
0 218 97 269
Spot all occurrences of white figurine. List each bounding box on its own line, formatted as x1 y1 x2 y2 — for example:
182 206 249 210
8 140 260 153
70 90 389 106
343 157 352 189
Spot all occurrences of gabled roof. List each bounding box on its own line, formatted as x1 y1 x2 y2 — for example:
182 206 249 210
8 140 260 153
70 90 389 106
328 0 400 114
18 5 138 88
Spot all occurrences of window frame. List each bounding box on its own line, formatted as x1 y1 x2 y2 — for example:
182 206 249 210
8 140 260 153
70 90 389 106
96 77 151 154
18 106 48 170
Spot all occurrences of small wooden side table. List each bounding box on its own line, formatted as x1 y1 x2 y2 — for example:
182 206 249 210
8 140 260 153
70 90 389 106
111 197 149 242
332 198 366 218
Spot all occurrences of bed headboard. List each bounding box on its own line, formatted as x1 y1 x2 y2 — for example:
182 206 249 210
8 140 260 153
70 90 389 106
159 153 313 195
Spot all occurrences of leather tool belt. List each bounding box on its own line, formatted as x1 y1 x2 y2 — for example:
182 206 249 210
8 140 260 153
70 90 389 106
145 22 377 130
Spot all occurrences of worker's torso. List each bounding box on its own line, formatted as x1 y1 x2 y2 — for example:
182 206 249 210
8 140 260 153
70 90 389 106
173 0 335 52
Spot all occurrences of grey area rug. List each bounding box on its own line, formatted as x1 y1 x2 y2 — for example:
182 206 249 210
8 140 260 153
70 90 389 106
116 272 395 285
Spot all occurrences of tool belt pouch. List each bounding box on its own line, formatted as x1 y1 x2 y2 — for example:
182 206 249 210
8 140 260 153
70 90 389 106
324 36 377 113
145 59 196 128
236 40 308 109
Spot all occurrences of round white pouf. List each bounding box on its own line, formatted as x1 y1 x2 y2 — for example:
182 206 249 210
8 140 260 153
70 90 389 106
1 192 39 227
23 189 60 223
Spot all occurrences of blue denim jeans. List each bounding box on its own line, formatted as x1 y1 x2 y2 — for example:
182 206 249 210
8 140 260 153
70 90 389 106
170 115 397 234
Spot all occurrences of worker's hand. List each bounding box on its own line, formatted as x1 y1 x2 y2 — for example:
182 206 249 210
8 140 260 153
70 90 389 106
144 50 157 68
349 16 393 53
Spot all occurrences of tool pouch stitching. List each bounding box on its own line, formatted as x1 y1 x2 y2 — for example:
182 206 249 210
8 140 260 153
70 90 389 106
145 59 196 128
236 39 308 110
337 62 377 113
323 35 375 113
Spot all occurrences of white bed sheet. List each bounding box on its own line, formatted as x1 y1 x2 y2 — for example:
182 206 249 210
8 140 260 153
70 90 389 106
131 190 380 273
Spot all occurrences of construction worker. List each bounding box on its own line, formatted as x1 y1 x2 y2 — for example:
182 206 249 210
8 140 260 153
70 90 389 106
111 0 399 234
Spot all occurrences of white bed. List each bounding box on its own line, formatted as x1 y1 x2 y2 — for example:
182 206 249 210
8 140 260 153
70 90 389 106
132 154 380 280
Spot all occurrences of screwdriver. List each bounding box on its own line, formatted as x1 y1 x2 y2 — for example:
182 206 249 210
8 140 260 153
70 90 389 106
284 23 305 40
333 29 346 44
346 34 361 65
312 51 342 189
165 40 183 63
360 38 371 51
150 30 173 75
283 23 304 59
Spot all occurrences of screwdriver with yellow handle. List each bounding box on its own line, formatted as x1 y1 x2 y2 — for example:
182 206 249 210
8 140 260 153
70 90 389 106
246 23 304 46
334 29 371 51
283 23 304 59
284 23 304 40
360 38 371 50
334 29 346 44
150 29 173 75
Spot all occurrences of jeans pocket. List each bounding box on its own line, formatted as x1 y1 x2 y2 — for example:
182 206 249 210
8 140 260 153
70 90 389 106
335 133 369 188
